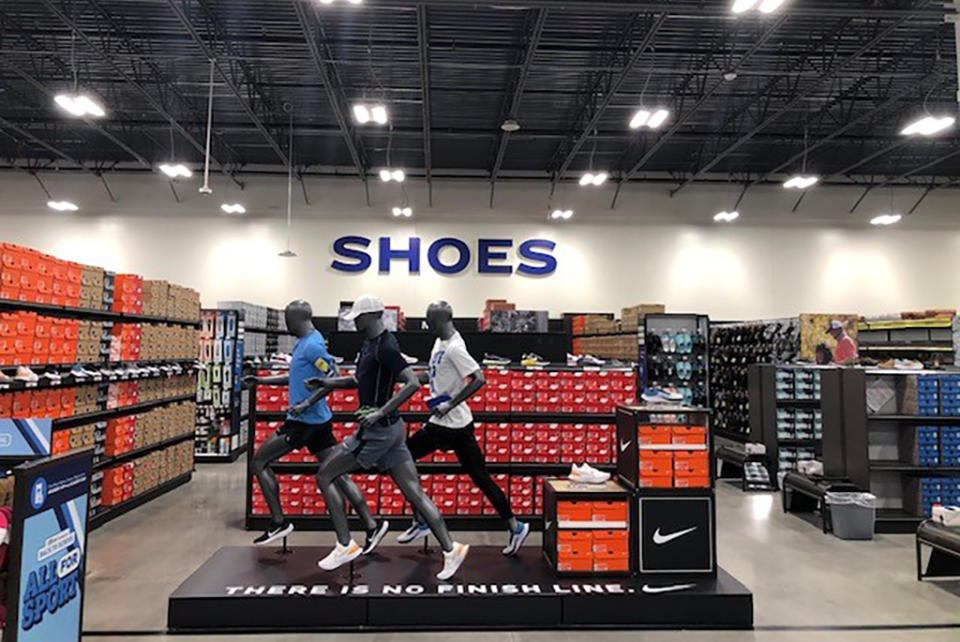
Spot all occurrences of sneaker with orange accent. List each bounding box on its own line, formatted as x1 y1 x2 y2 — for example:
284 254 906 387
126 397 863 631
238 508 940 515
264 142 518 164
437 542 470 580
318 540 363 571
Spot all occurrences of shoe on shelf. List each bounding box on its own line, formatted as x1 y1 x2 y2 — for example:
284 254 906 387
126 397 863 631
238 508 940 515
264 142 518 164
396 521 431 544
569 463 611 484
15 366 39 383
401 353 419 365
253 520 294 546
0 369 11 386
483 353 511 366
641 386 683 405
502 522 530 557
70 364 89 380
40 369 62 384
363 520 390 555
437 542 470 581
582 354 606 366
566 353 583 366
318 540 363 571
521 353 549 367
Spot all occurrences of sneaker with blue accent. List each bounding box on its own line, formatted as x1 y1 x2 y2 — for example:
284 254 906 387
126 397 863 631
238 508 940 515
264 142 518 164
397 521 431 544
502 522 530 556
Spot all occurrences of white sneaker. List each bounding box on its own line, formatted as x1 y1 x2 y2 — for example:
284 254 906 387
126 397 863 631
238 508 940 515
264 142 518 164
570 463 611 484
318 540 363 571
502 522 530 556
14 366 39 383
437 542 470 580
396 521 431 544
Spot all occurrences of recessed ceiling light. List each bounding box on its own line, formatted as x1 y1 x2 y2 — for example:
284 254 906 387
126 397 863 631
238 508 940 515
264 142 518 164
47 200 79 212
353 102 387 125
714 210 740 223
901 115 955 137
870 214 902 226
159 163 192 179
54 93 106 118
732 0 786 13
501 119 521 133
783 175 819 189
630 108 670 130
220 203 246 215
579 172 609 187
379 169 405 183
550 209 573 221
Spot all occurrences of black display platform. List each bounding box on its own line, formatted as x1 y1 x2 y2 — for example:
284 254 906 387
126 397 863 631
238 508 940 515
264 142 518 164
168 546 753 632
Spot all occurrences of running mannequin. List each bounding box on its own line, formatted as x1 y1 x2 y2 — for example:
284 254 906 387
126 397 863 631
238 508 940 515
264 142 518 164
306 294 469 579
398 301 530 555
242 300 389 554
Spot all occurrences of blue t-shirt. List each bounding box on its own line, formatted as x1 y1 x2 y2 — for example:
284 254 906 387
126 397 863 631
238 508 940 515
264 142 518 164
287 330 336 424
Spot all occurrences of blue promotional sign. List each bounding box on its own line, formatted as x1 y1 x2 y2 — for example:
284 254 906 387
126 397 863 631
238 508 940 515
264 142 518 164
331 236 558 276
5 451 93 642
0 419 53 458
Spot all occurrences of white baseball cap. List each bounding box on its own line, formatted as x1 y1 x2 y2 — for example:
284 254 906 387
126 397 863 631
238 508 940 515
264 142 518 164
345 294 385 320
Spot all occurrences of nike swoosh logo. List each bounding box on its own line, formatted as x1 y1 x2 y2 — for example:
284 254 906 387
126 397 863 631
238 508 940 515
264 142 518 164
619 440 631 452
652 526 697 545
544 521 553 530
641 583 696 594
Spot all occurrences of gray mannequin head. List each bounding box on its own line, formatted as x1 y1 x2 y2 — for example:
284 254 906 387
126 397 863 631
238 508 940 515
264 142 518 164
284 300 314 338
425 301 455 339
354 310 384 337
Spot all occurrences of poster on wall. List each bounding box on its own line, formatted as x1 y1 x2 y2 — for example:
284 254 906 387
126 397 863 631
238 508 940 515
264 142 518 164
0 419 52 459
3 450 93 642
799 314 859 365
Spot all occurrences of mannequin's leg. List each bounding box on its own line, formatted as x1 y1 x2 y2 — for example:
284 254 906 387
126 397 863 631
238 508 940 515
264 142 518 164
252 433 295 525
390 458 454 552
316 448 362 546
316 445 377 532
404 425 439 525
453 431 518 531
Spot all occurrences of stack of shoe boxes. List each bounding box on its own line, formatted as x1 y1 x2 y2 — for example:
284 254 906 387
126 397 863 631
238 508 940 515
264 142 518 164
942 427 960 466
79 266 105 310
99 440 193 508
941 375 960 416
168 285 201 322
901 425 941 467
142 280 169 317
0 244 82 305
918 375 940 416
543 480 631 574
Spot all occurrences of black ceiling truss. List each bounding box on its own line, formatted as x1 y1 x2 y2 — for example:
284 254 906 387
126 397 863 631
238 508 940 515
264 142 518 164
0 0 955 199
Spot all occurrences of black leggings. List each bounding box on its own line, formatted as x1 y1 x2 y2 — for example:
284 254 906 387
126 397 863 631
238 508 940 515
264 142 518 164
407 422 514 522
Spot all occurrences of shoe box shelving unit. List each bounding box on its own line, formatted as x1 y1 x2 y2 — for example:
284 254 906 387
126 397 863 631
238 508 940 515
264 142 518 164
219 301 295 360
615 405 717 576
831 367 960 533
0 302 200 531
642 314 710 408
747 364 844 487
244 360 638 532
857 317 955 367
195 309 247 462
542 479 633 576
709 318 800 443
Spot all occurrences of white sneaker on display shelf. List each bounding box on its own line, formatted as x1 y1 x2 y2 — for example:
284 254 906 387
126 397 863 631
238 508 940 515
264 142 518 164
318 540 363 571
569 463 611 484
641 387 683 405
15 366 39 383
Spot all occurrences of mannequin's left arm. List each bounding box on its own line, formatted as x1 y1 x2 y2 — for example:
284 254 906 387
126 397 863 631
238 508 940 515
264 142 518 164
445 369 486 409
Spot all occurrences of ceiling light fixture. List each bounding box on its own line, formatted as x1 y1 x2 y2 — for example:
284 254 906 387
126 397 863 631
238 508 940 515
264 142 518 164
47 200 79 212
714 210 740 223
732 0 786 14
220 203 246 215
54 93 106 118
391 206 413 218
723 71 738 82
630 108 670 130
550 209 574 221
379 169 406 183
353 102 388 125
579 172 609 187
783 175 819 190
870 213 902 226
320 0 362 4
901 115 956 137
501 119 521 133
159 163 192 179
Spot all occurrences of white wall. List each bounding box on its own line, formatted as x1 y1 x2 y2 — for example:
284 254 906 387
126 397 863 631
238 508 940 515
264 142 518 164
2 171 960 320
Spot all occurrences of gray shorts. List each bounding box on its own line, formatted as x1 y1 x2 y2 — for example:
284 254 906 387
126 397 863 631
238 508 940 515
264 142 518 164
342 419 412 471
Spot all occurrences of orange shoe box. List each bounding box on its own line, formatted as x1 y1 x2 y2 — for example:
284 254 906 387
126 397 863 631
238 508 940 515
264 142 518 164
638 425 672 445
674 475 710 488
672 425 707 445
638 474 673 488
674 451 709 476
593 550 630 572
557 550 593 572
557 500 593 522
557 530 593 555
592 501 628 523
591 530 629 555
639 450 673 475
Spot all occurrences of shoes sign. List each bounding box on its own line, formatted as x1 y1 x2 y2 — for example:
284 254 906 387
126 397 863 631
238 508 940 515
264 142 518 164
330 236 557 276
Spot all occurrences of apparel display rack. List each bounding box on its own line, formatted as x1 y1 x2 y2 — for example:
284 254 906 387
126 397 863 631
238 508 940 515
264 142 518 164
244 362 635 532
194 308 248 462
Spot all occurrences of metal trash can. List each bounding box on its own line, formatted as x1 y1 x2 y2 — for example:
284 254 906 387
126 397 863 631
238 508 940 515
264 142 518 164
826 492 877 540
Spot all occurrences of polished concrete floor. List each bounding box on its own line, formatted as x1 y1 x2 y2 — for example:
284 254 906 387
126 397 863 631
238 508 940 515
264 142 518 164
81 461 960 641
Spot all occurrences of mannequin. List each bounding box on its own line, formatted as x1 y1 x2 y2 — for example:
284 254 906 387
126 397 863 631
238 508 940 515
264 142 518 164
307 294 470 580
398 301 529 555
243 300 388 554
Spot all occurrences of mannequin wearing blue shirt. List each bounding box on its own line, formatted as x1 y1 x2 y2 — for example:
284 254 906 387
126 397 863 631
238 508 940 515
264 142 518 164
243 300 388 552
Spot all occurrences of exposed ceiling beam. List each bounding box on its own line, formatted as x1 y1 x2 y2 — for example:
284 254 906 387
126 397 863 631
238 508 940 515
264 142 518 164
489 8 548 207
417 5 433 206
292 0 368 184
551 12 668 184
669 15 916 196
164 0 289 167
612 14 788 207
0 114 86 168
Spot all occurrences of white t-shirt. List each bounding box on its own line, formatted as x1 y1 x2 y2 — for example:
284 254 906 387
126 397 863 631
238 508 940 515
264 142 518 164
428 331 481 428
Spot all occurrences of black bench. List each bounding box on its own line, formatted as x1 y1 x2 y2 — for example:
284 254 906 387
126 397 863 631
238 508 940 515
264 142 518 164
716 445 773 491
916 520 960 581
781 471 859 533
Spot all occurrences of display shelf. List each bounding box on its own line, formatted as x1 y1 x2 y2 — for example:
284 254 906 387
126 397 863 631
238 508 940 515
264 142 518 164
252 410 618 424
714 428 749 443
93 432 195 471
859 345 953 353
263 461 613 476
89 471 193 530
866 415 960 424
869 461 960 473
774 398 822 405
53 393 195 429
875 508 924 534
195 444 246 463
859 318 953 331
0 359 196 393
244 327 291 336
0 297 200 327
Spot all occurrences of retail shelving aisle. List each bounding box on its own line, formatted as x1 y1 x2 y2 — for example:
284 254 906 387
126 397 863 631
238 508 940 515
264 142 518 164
244 363 635 531
194 308 248 462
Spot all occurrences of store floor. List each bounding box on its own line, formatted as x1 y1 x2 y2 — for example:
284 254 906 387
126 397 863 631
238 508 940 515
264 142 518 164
81 461 960 641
